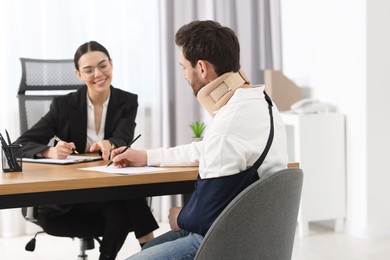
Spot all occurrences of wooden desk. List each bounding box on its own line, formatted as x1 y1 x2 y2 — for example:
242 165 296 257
0 160 198 210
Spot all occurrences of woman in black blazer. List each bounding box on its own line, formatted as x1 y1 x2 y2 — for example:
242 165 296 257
15 41 158 260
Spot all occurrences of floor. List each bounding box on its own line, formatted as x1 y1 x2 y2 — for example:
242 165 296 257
1 222 390 260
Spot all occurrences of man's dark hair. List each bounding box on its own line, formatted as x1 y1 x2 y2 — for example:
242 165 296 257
74 41 111 70
175 20 240 76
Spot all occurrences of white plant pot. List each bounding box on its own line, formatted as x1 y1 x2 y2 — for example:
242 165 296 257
191 137 203 142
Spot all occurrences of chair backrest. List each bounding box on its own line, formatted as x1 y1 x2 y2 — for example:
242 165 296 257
18 58 99 258
18 58 84 134
194 168 303 260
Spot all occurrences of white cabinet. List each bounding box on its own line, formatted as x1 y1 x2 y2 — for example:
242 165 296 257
281 112 346 235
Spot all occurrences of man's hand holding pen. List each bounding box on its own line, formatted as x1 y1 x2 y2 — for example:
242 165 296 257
110 147 148 167
108 134 146 167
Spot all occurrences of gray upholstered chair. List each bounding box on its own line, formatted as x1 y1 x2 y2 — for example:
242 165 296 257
195 167 303 260
18 58 84 135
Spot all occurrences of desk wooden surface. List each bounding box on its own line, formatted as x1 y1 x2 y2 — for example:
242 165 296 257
0 159 297 210
0 160 199 196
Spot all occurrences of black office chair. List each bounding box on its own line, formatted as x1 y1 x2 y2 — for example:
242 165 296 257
17 58 99 259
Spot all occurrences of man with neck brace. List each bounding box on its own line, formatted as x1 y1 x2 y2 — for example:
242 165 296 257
113 20 288 260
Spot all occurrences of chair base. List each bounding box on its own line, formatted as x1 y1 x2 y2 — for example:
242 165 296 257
78 237 95 260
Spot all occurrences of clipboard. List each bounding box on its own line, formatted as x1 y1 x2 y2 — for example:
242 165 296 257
22 155 102 165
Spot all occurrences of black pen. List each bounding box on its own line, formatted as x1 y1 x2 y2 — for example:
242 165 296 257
0 132 16 170
107 134 141 167
3 130 18 170
5 129 11 145
0 133 9 149
53 135 79 154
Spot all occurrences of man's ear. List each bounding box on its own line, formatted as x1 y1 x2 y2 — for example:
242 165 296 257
197 60 209 78
198 60 218 82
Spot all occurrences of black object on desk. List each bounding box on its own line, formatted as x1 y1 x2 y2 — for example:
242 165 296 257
1 131 22 172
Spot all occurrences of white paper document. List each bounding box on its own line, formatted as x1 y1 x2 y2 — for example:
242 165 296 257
79 165 167 175
23 155 102 165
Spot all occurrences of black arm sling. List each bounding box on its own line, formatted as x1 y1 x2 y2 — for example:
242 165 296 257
178 91 274 236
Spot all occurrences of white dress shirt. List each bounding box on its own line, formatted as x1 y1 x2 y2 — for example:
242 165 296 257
85 93 110 152
147 86 288 179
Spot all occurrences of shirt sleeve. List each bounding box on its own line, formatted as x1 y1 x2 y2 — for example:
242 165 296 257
146 141 202 166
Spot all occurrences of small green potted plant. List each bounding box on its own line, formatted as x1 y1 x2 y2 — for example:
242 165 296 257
190 121 206 142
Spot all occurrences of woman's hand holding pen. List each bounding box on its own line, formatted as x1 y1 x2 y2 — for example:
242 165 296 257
42 140 77 159
110 147 147 167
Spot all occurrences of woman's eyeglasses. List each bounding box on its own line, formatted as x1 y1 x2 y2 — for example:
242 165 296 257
80 61 111 78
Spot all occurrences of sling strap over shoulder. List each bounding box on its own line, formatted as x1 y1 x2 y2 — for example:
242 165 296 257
177 91 274 236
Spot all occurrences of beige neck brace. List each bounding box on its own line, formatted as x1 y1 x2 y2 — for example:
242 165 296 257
197 69 250 117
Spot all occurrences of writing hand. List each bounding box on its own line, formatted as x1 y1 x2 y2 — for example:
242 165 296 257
110 147 147 167
43 141 76 159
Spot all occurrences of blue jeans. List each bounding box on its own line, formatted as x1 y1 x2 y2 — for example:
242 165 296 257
125 230 203 260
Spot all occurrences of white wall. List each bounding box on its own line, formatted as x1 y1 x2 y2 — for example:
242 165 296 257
281 0 390 237
366 0 390 235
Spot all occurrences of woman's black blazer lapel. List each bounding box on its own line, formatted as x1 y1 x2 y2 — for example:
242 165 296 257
105 86 124 138
68 87 88 152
